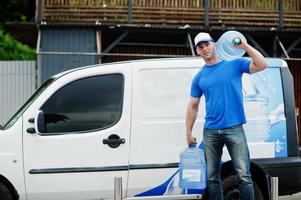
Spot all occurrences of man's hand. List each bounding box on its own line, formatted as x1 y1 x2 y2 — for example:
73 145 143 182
233 37 248 49
186 135 197 146
234 37 267 73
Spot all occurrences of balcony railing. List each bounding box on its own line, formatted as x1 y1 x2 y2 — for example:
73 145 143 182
37 0 301 30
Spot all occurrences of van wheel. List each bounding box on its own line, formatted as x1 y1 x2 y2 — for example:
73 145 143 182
222 175 264 200
0 182 14 200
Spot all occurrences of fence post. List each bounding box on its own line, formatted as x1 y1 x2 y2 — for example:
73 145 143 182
36 0 44 23
271 177 279 200
114 177 123 200
128 0 133 23
204 0 210 28
279 0 284 30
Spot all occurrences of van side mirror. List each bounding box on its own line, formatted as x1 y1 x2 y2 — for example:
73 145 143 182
35 110 46 134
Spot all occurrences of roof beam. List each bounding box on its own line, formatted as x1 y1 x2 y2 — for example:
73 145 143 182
101 32 129 58
187 33 196 56
282 36 301 57
276 36 289 58
245 34 269 57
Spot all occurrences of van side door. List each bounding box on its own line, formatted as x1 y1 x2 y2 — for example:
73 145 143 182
127 61 203 197
22 66 131 200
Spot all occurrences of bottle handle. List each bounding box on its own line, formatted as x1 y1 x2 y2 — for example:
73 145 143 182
188 138 197 147
189 144 196 148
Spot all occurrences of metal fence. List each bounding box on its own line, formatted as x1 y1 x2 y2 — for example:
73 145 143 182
36 0 301 30
43 0 301 10
39 0 301 30
37 28 99 83
0 61 36 125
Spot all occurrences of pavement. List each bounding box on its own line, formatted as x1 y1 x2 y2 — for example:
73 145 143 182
279 192 301 200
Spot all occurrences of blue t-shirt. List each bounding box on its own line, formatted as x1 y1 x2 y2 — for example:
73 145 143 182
190 59 251 129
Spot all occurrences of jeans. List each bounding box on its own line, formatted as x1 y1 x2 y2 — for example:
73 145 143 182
203 124 254 200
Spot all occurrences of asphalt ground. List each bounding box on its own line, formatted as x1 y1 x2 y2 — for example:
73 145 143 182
279 192 301 200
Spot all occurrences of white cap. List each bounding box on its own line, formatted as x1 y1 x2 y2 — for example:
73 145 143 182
194 32 213 46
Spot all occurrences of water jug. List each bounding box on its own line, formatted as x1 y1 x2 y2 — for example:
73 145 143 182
179 144 207 189
215 30 246 61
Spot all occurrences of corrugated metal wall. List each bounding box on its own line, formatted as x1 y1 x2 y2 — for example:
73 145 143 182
38 27 98 83
0 61 36 125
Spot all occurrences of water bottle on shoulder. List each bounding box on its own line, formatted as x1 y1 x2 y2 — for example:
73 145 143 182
215 30 247 61
179 143 207 190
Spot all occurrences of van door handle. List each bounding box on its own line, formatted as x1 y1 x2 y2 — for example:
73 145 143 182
103 134 125 148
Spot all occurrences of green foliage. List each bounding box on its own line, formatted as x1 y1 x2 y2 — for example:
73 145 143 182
0 28 36 60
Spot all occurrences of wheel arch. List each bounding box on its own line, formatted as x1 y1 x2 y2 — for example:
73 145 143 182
221 160 269 200
0 174 19 200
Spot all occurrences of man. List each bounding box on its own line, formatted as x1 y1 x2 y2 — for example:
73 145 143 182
186 32 267 200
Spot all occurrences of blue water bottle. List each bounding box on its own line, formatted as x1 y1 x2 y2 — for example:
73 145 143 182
215 30 246 61
179 144 207 189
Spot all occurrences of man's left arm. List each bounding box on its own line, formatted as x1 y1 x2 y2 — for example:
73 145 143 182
237 40 268 73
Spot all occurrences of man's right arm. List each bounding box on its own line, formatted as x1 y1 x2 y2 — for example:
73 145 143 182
186 97 200 145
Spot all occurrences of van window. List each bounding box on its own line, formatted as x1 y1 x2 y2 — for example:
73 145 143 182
40 74 123 134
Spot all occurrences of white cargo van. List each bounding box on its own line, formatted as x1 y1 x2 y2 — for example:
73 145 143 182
0 57 300 200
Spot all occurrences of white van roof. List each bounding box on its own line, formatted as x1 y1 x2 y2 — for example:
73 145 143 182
52 57 288 79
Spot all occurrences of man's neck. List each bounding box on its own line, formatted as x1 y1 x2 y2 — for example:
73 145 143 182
205 56 221 66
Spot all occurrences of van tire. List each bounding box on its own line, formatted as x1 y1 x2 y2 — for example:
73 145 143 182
222 175 264 200
0 182 14 200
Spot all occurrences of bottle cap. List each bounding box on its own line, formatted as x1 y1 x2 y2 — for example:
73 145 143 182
232 37 241 46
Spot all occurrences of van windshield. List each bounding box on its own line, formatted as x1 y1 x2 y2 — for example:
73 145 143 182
2 78 55 130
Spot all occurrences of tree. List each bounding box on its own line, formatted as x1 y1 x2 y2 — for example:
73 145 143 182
0 0 36 60
0 28 36 60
